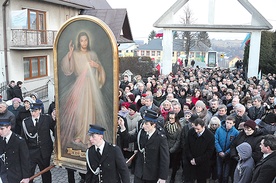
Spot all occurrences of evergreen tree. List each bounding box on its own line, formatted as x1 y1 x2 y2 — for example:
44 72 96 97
148 30 156 41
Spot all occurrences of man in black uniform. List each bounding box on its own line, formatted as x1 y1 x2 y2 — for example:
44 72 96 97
0 119 30 183
85 124 130 183
21 103 56 183
118 109 170 183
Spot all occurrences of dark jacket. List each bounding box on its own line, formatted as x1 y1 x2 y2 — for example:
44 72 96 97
164 123 182 153
86 142 130 183
0 133 30 183
186 127 215 180
0 109 16 131
153 95 166 107
13 85 23 101
6 85 14 100
230 129 263 163
247 106 266 120
21 114 56 159
251 151 276 183
120 129 169 181
230 112 251 130
258 120 276 135
16 107 31 135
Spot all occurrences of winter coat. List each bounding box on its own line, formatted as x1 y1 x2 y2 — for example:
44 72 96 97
234 142 254 183
247 106 266 120
186 128 215 180
230 112 251 130
230 129 263 163
251 151 276 183
215 120 239 154
258 120 276 135
164 122 182 153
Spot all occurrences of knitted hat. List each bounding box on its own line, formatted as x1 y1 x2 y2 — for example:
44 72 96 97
129 104 137 112
23 97 35 104
244 120 256 130
121 102 130 109
12 97 21 103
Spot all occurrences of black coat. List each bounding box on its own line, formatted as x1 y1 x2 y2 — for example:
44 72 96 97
251 151 276 183
16 107 31 135
185 128 215 180
0 133 30 183
13 85 23 101
121 129 169 181
86 142 130 183
21 114 55 159
230 129 263 163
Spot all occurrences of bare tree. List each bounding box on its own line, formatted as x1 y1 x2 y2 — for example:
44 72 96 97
180 6 211 59
180 6 197 59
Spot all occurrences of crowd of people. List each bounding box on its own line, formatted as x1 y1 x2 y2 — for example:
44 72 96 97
1 64 276 183
0 82 56 183
118 66 276 183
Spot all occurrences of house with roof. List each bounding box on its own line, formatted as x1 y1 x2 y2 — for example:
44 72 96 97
117 43 138 57
0 0 133 104
136 38 210 64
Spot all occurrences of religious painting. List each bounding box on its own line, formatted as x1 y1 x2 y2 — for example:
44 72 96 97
53 15 118 171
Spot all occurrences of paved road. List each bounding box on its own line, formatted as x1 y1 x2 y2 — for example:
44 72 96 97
33 163 183 183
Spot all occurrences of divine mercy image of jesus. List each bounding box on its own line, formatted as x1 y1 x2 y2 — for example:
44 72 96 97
58 29 113 157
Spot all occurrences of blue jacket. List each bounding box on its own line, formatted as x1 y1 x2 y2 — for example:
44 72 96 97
215 120 239 154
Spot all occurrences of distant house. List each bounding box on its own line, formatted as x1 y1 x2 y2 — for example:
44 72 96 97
118 43 138 57
136 38 210 64
1 0 133 103
229 57 241 68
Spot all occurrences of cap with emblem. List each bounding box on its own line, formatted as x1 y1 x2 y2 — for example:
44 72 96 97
0 119 11 126
31 102 43 110
144 109 159 123
88 124 106 135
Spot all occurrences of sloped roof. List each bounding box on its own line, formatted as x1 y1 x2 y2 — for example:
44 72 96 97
81 9 133 43
41 0 94 9
154 0 272 31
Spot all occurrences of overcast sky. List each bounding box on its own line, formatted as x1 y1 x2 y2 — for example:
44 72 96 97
107 0 276 40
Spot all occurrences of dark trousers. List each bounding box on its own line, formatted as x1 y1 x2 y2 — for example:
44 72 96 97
196 179 207 183
134 176 157 183
29 149 51 183
170 151 181 180
67 168 86 183
217 156 231 183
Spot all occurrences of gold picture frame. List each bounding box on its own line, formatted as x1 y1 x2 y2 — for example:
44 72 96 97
53 15 118 171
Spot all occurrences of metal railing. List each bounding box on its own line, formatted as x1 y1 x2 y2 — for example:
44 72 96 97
11 29 58 47
0 81 48 101
23 84 48 100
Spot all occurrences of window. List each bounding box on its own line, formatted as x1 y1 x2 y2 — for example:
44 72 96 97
146 51 150 56
151 51 155 56
27 9 47 44
24 56 48 80
141 51 145 56
157 51 161 56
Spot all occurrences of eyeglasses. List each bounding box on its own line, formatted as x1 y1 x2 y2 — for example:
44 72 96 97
169 117 175 119
211 124 219 126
